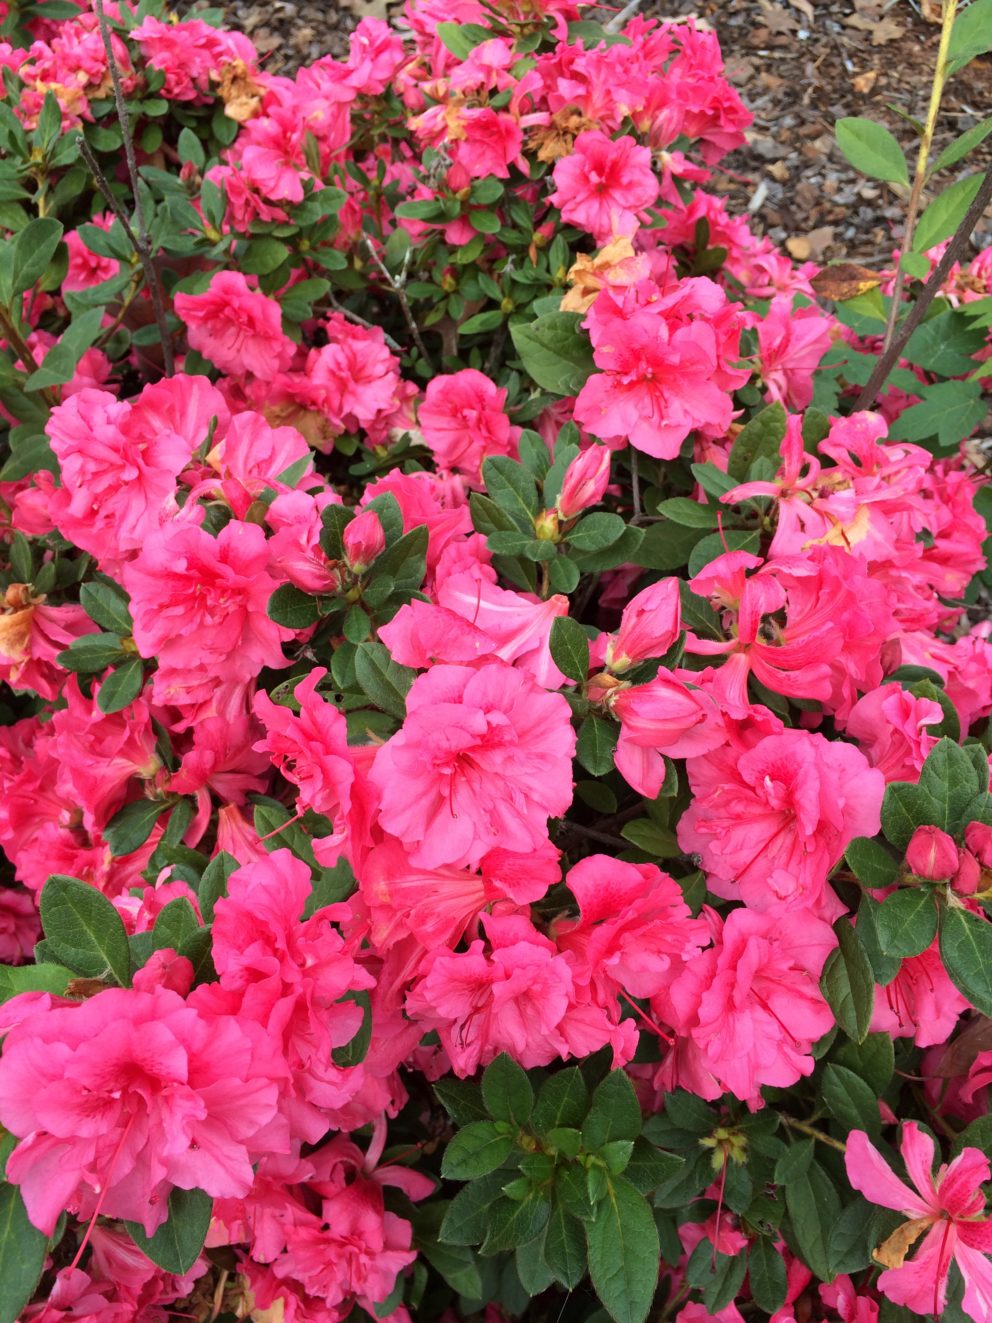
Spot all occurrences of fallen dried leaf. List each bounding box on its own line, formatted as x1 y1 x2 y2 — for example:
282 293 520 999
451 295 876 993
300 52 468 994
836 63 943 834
767 160 790 182
852 69 879 95
758 0 798 35
786 225 835 262
846 12 904 42
811 262 884 300
921 0 944 21
786 0 815 22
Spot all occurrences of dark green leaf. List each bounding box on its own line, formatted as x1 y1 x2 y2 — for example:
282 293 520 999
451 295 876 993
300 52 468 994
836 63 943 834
828 1199 881 1277
549 616 590 684
544 1199 586 1287
96 657 144 714
104 798 170 857
820 920 874 1043
0 1182 47 1323
748 1237 788 1315
586 1177 659 1323
39 874 130 986
845 836 901 889
576 716 618 776
354 642 414 719
434 1079 490 1127
784 1160 841 1281
198 851 238 925
80 578 133 635
727 402 787 480
267 584 321 629
876 888 938 958
482 1053 534 1125
533 1068 589 1133
582 1070 642 1151
939 904 992 1016
125 1187 212 1274
887 381 986 453
441 1122 516 1180
510 312 595 396
822 1063 881 1140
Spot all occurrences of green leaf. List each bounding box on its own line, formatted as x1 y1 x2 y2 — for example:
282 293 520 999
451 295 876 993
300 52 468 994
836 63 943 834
532 1068 589 1133
586 1177 659 1323
904 311 987 377
549 616 590 684
784 1160 841 1281
828 1199 880 1277
655 497 718 528
482 1053 534 1125
566 512 627 552
544 1199 587 1288
576 716 619 776
354 642 414 719
582 1070 642 1151
435 20 492 59
914 174 985 253
727 402 787 480
25 306 105 392
80 578 133 635
479 1191 550 1256
267 584 321 629
687 529 760 579
845 836 901 889
96 657 144 714
887 380 987 453
434 1079 490 1127
56 632 128 673
748 1237 788 1315
0 1182 47 1323
240 236 290 274
516 1232 557 1295
39 874 130 986
441 1122 516 1180
822 1063 881 1140
151 898 200 955
124 1187 212 1274
331 988 372 1068
104 798 170 857
620 819 679 859
510 312 595 396
833 1032 895 1097
876 888 938 958
414 1204 484 1297
198 851 238 925
7 216 64 301
0 962 73 1003
939 904 992 1016
836 117 908 185
948 0 992 69
482 455 539 529
821 920 874 1043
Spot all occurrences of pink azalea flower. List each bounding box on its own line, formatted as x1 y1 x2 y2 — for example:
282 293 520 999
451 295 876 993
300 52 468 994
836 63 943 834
756 294 835 410
0 583 96 701
0 986 288 1236
174 271 296 380
370 661 575 870
549 130 659 244
845 1122 992 1322
418 369 519 484
678 727 884 915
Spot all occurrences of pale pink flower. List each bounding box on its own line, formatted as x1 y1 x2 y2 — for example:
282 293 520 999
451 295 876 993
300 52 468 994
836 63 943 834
370 661 575 870
845 1123 992 1322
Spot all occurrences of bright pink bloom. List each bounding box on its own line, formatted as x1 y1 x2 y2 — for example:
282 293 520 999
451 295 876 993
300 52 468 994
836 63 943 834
0 889 40 964
0 584 96 701
123 519 293 711
845 1123 992 1322
418 369 519 484
662 906 836 1101
174 271 296 380
202 410 312 518
550 131 659 244
756 294 835 410
370 661 575 869
343 510 386 573
554 855 709 1003
0 986 287 1236
575 278 749 459
678 728 884 914
844 684 942 783
870 941 970 1048
610 674 725 798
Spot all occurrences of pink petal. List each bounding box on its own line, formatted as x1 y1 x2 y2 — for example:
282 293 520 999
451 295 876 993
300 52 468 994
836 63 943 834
877 1222 950 1316
955 1240 992 1323
900 1122 939 1207
845 1130 933 1217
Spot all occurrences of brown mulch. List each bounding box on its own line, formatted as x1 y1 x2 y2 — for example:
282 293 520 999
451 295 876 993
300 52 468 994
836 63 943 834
200 0 992 268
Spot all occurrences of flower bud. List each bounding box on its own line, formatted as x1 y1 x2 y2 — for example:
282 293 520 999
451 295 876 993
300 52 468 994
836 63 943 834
905 825 959 880
964 820 992 869
952 849 981 897
557 445 612 520
605 577 681 673
343 511 386 574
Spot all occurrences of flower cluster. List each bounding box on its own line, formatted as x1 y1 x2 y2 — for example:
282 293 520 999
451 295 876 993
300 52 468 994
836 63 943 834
0 1 991 1322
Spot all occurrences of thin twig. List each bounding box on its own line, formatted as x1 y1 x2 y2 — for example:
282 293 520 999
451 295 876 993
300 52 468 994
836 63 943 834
781 1114 847 1153
363 237 434 369
0 306 59 408
605 0 644 33
91 0 174 374
855 163 992 409
881 0 958 353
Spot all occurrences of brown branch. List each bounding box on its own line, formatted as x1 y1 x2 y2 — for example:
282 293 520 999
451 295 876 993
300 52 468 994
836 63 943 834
90 0 174 375
854 164 992 411
363 237 434 370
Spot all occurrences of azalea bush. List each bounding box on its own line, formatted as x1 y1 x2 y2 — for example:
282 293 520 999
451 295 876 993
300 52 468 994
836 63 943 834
2 0 992 1320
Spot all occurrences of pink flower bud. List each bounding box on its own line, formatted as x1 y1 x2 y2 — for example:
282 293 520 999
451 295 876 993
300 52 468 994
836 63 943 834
965 820 992 869
343 511 386 574
557 445 611 520
905 825 959 880
605 577 681 673
952 849 981 897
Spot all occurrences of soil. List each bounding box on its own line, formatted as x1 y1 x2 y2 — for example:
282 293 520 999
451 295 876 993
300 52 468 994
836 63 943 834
196 0 992 268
